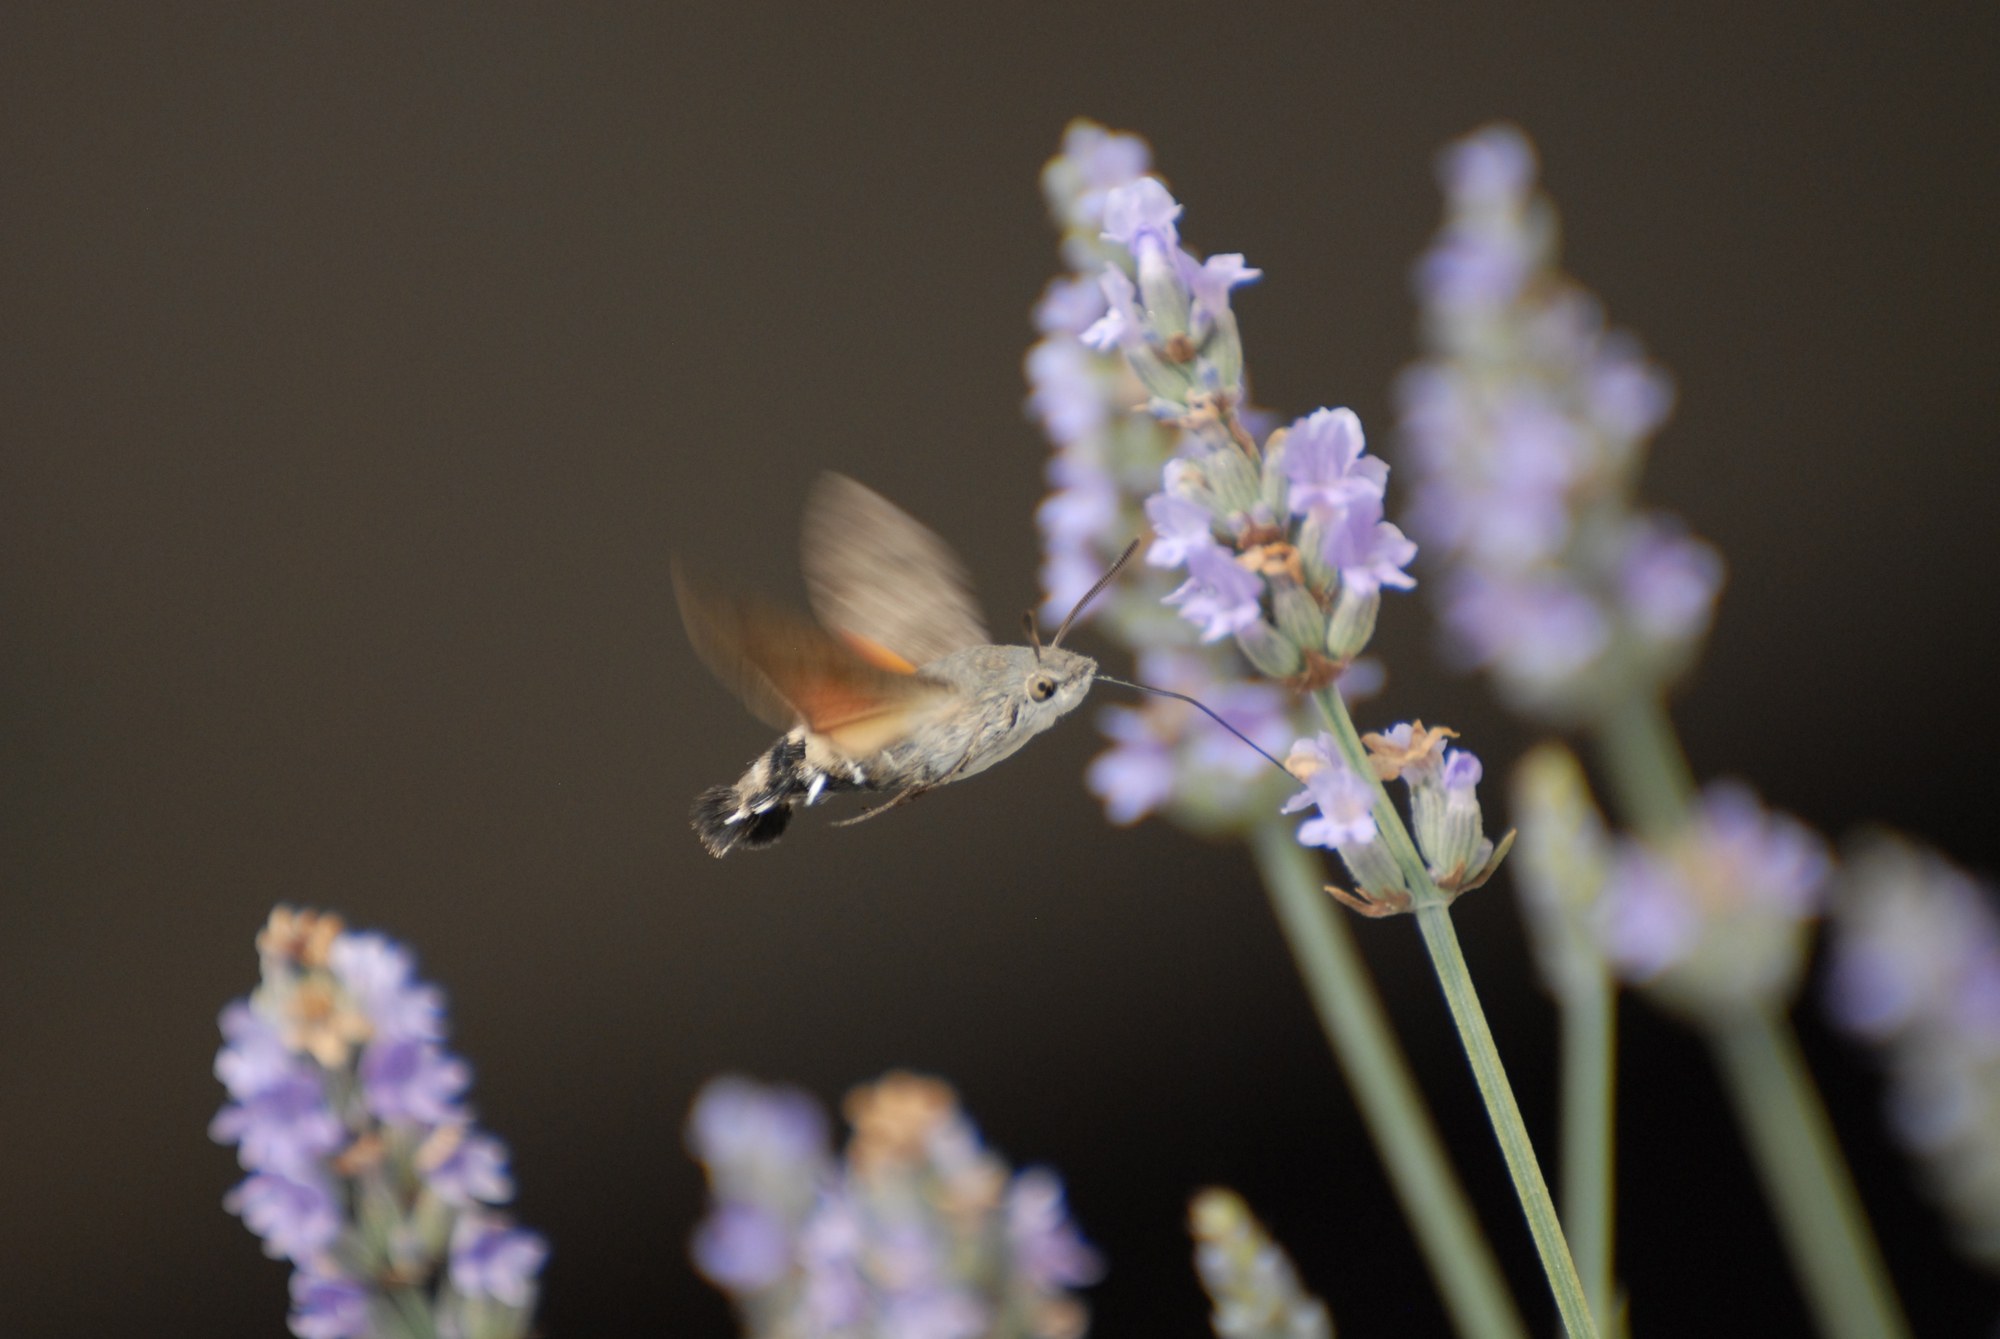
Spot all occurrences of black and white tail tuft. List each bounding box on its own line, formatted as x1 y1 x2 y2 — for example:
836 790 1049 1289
691 733 854 857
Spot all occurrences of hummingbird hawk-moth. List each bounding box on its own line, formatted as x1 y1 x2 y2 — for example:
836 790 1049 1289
675 473 1131 856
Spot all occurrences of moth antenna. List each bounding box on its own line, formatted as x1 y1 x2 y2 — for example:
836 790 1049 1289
1022 610 1043 662
1096 675 1296 781
1049 538 1141 650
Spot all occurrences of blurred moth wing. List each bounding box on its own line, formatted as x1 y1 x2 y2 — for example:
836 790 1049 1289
801 471 990 672
670 565 955 757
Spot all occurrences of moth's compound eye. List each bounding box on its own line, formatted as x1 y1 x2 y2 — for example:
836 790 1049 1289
1029 675 1057 702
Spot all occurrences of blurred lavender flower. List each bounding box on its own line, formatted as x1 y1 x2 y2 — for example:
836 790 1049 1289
1187 1188 1333 1339
1596 783 1831 1014
211 907 544 1339
1399 123 1723 721
688 1071 1103 1339
1827 837 2000 1266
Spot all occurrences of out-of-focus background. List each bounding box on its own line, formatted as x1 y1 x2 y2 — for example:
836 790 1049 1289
1 4 1995 1335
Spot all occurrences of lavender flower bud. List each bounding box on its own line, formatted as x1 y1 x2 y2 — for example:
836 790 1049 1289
1597 783 1831 1015
1235 617 1303 679
1271 581 1327 652
1322 585 1379 661
1188 1188 1333 1339
1510 743 1614 1000
1826 836 2000 1268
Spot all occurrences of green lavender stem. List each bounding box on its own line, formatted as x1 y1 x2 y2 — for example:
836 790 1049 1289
1594 686 1910 1339
1708 1009 1911 1339
1703 1009 1911 1339
1310 687 1599 1339
1251 821 1528 1339
1559 964 1617 1337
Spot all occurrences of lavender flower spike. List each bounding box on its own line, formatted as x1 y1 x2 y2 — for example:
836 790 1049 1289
211 906 544 1339
687 1071 1103 1339
1827 836 2000 1267
1188 1188 1333 1339
1399 122 1723 720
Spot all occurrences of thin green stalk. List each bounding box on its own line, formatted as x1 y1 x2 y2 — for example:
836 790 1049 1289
1251 822 1528 1339
1558 968 1616 1337
1418 904 1600 1339
1594 689 1693 838
1708 1009 1912 1339
1309 687 1599 1339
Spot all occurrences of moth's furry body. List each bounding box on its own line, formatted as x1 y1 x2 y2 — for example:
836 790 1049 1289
692 645 1095 856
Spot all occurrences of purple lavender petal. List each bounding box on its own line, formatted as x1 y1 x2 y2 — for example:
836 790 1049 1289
1006 1169 1105 1290
1282 407 1386 517
1163 545 1265 642
692 1201 794 1292
1144 492 1217 569
1620 516 1723 642
1100 177 1182 252
225 1171 342 1265
1033 276 1109 338
423 1129 515 1207
287 1270 370 1339
357 1038 469 1126
210 1072 346 1176
448 1211 548 1309
326 933 444 1045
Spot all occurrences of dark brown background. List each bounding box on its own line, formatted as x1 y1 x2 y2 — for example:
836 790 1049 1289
1 3 1996 1336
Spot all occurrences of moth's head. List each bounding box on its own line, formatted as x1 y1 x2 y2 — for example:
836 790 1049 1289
1020 644 1096 721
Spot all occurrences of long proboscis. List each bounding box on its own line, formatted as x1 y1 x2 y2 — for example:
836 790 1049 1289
1048 538 1141 651
1095 675 1298 782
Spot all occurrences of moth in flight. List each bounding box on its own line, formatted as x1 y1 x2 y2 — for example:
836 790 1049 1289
676 473 1130 856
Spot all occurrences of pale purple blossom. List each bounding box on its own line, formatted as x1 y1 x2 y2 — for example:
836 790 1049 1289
327 933 444 1044
1185 252 1262 331
423 1128 515 1207
1164 544 1265 642
687 1075 830 1182
1442 751 1483 797
1038 454 1120 548
1440 569 1610 685
1825 840 2000 1261
1080 265 1140 353
1025 339 1107 447
358 1038 469 1126
1100 176 1182 254
1046 122 1152 237
226 1171 342 1264
1282 407 1386 517
1598 783 1831 1001
1033 275 1109 338
1086 706 1178 825
288 1270 370 1339
694 1202 795 1292
1282 737 1379 850
448 1211 549 1309
1144 491 1218 568
1007 1169 1105 1290
214 1002 300 1100
1619 516 1724 643
1441 124 1537 207
1320 493 1418 597
210 1071 346 1177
